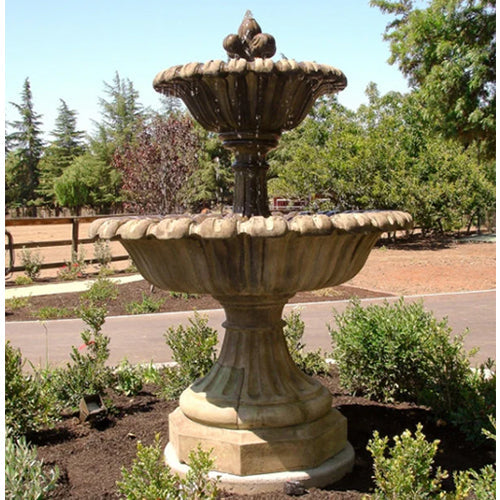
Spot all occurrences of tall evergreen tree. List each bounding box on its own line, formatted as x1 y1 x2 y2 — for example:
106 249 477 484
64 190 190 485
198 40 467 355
6 78 44 211
37 99 86 205
91 72 144 163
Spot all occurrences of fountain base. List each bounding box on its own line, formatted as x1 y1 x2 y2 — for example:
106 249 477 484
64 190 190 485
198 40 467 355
166 408 354 493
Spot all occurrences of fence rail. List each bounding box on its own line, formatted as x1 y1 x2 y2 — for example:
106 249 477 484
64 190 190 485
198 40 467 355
5 215 130 275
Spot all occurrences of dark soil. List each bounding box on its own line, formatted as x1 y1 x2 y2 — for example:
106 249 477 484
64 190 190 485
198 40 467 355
5 279 390 322
32 367 494 499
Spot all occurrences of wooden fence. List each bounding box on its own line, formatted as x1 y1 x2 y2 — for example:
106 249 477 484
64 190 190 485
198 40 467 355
5 216 129 274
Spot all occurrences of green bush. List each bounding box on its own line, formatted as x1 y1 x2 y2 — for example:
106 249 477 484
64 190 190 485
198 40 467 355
34 306 74 320
5 431 59 499
366 424 448 499
14 275 33 285
57 249 87 280
6 295 31 310
158 312 218 400
169 291 199 299
366 420 496 500
114 359 143 396
5 342 59 436
81 276 119 305
117 434 219 499
20 247 44 280
125 292 165 315
49 304 112 408
329 298 495 441
93 238 113 269
283 308 329 375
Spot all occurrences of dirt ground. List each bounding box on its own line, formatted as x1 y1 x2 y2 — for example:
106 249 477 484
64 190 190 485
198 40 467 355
33 368 494 500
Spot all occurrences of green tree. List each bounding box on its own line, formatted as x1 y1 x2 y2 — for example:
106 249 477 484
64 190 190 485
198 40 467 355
6 78 44 212
371 0 496 158
91 72 144 164
54 153 121 214
37 99 86 206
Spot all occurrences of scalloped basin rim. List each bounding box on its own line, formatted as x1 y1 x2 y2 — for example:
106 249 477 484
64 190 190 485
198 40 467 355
153 58 347 87
90 211 413 241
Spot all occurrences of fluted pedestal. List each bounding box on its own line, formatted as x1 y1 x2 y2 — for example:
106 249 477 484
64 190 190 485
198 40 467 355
167 296 352 483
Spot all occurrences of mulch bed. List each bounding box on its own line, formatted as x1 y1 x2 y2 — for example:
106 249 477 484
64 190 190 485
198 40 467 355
31 367 494 499
5 278 391 322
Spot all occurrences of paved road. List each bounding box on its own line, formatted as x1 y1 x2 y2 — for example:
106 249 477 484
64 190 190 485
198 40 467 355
5 290 495 369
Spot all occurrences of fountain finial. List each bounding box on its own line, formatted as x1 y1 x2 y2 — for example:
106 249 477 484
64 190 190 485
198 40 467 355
223 11 276 60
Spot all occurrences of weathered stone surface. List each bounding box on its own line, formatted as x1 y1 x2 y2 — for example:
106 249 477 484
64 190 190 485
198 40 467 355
169 407 348 476
90 211 412 297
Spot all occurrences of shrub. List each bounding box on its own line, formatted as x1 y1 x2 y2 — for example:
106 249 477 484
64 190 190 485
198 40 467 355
14 275 33 285
20 247 44 280
81 276 119 305
49 304 112 408
5 341 59 436
366 423 448 499
34 306 74 320
283 308 329 375
158 312 218 400
116 434 219 500
5 431 59 499
452 418 496 499
329 298 495 441
169 291 199 299
93 238 112 269
114 359 144 396
57 249 87 280
125 292 165 315
6 295 31 310
366 419 496 500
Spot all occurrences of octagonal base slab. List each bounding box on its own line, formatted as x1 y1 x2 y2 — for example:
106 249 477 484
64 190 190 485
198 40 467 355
168 407 349 476
165 441 354 494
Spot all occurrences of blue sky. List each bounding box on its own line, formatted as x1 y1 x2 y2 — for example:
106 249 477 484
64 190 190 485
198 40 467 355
5 0 411 139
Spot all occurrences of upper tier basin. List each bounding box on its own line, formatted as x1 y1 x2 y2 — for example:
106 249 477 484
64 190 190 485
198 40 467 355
153 59 347 140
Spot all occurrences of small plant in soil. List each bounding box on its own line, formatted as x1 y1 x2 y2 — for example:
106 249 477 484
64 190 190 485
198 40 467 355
14 274 33 285
157 311 218 400
5 341 59 436
81 275 119 305
34 305 74 320
20 247 44 280
6 295 31 311
125 292 165 315
57 249 87 280
93 237 113 269
284 308 329 375
5 431 59 500
114 359 144 396
366 419 496 499
169 290 200 300
117 434 220 499
49 304 113 409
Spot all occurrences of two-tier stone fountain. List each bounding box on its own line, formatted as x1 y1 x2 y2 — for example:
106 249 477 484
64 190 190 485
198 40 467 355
90 13 412 493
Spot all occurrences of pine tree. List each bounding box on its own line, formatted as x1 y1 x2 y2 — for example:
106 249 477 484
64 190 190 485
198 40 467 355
6 78 44 212
37 99 86 205
91 72 144 163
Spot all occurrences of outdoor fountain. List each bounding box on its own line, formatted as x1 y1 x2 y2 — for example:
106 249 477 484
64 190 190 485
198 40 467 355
90 12 412 493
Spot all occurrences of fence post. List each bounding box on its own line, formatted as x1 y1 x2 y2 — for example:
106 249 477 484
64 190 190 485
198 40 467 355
71 218 79 255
